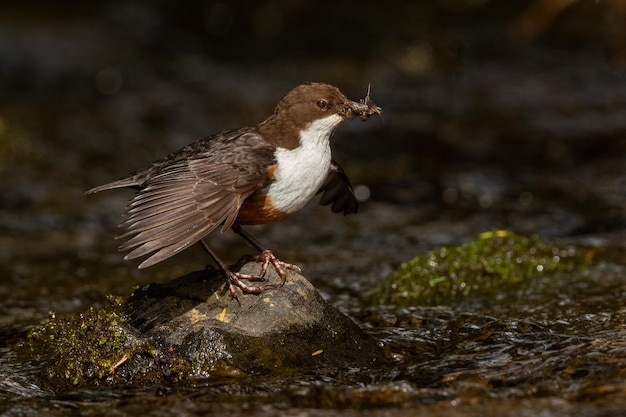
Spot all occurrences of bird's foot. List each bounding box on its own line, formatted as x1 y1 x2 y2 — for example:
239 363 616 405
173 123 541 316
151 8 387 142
224 269 272 300
253 249 301 285
205 262 271 300
213 250 301 300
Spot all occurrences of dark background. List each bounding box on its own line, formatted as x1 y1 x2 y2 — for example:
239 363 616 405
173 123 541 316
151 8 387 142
1 0 625 313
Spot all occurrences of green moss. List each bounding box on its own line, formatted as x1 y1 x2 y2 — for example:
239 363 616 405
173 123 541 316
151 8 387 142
14 295 150 389
373 231 592 306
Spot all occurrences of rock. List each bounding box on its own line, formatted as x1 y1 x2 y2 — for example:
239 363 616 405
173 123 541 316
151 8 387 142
16 262 390 389
125 262 390 378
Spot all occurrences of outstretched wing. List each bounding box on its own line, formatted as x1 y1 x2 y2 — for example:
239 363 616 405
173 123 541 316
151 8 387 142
117 160 265 268
115 132 276 269
317 160 358 215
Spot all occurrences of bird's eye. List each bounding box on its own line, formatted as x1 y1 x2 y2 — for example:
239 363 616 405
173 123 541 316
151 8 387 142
316 99 329 109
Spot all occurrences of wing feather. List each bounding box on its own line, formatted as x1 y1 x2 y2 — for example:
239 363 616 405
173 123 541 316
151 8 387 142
317 160 358 215
89 129 277 268
136 222 221 268
117 158 272 267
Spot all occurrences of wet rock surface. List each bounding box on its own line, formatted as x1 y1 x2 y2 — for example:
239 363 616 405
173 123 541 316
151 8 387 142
13 263 389 389
126 262 389 376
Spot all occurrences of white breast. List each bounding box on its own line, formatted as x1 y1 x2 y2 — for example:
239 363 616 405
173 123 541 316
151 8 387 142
266 114 343 213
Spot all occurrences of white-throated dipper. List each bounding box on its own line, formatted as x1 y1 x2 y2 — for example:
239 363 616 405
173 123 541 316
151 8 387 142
86 82 382 297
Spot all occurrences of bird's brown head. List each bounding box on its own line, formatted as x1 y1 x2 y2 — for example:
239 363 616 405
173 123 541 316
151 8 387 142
274 82 382 120
259 82 381 148
273 82 364 120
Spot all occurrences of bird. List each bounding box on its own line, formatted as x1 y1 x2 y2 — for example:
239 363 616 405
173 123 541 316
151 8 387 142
86 82 382 297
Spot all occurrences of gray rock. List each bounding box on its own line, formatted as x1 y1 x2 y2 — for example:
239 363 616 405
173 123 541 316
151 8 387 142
124 262 390 378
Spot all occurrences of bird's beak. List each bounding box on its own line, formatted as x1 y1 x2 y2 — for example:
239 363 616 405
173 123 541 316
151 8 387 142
345 100 369 116
344 99 382 121
341 85 383 121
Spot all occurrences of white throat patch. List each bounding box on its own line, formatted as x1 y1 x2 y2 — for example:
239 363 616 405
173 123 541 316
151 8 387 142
266 114 343 213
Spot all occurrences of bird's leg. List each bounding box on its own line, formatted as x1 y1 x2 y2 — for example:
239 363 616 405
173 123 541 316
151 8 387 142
199 239 269 299
231 225 301 285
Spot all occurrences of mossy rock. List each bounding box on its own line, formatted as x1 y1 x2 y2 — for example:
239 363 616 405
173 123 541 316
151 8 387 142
373 230 592 306
13 263 389 390
14 296 161 388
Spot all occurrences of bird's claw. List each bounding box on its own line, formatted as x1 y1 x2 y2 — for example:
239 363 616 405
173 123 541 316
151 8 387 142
222 250 300 300
255 249 301 285
224 269 275 301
